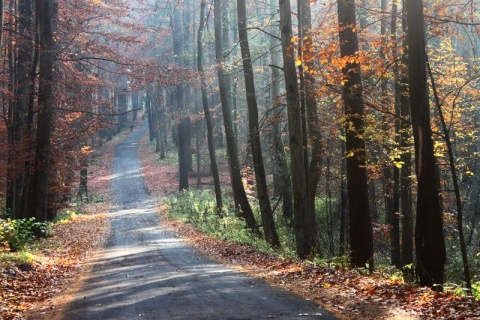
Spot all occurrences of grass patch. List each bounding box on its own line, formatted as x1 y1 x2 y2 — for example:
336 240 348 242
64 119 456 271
166 189 297 258
0 251 36 265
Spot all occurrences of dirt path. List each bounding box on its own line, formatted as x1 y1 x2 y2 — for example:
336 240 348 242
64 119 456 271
61 123 336 319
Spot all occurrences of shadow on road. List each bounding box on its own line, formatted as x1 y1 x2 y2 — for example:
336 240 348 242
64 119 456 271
62 123 336 319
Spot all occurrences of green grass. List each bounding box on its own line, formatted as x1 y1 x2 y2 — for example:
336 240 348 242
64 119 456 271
0 251 36 265
166 189 296 258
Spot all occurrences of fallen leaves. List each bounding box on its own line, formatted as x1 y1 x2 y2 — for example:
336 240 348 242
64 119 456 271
0 212 109 320
0 137 114 320
137 130 480 319
158 219 480 319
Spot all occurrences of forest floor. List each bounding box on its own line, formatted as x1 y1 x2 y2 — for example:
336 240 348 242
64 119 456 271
1 123 478 319
138 130 480 319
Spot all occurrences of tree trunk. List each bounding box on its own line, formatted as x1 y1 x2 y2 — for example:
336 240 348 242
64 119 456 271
237 0 279 246
214 0 258 233
7 0 34 219
406 0 446 289
298 0 321 253
151 86 161 153
29 0 56 221
269 0 292 222
388 0 401 268
400 0 413 266
145 90 155 142
279 0 314 258
131 90 138 121
337 0 374 269
172 7 189 191
198 0 223 212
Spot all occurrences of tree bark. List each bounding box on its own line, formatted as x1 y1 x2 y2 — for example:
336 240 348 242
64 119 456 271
7 0 34 219
0 0 4 58
388 0 401 268
237 0 279 246
29 0 56 221
406 0 446 289
298 0 321 253
214 0 258 233
279 0 314 258
198 0 223 212
172 6 189 191
337 0 374 269
400 0 413 266
269 0 292 222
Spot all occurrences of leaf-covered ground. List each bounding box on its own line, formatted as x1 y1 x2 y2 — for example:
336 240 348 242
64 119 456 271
3 128 478 319
0 138 115 320
138 137 480 319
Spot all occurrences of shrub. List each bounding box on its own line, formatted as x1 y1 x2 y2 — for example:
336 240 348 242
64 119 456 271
0 218 52 252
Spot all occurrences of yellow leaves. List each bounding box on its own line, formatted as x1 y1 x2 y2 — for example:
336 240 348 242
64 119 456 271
81 145 94 156
465 170 475 177
433 141 446 158
394 161 405 169
295 57 302 67
90 0 106 5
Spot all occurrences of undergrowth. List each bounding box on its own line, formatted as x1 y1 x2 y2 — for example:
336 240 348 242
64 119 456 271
166 188 480 300
166 189 296 258
0 196 95 259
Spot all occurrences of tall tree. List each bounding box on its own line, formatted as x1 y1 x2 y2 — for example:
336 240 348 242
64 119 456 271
7 0 35 218
237 0 279 246
337 0 374 268
279 0 314 258
400 0 413 267
172 5 190 191
298 0 320 252
269 0 292 221
198 0 222 212
406 0 446 288
214 0 258 233
30 0 57 221
386 0 401 268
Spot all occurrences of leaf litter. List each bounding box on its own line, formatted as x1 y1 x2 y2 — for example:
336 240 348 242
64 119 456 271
2 129 477 320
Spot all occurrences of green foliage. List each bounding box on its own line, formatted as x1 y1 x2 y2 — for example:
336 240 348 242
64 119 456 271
402 263 416 283
0 199 10 219
472 279 480 300
167 189 248 240
312 254 350 270
166 189 294 256
54 210 78 223
0 218 52 252
90 194 105 203
0 251 35 265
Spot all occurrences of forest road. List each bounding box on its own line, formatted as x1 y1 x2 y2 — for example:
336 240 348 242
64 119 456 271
62 122 335 320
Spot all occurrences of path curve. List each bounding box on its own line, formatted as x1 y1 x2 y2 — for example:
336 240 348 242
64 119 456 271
62 123 335 319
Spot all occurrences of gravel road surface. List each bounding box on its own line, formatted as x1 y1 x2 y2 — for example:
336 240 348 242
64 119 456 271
62 123 335 320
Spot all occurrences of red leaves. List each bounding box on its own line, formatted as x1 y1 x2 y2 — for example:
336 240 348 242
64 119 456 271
170 223 480 319
0 213 109 320
137 117 480 319
0 138 112 319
